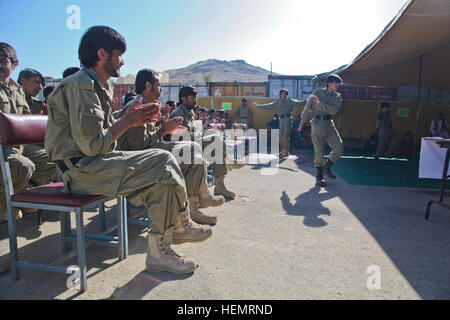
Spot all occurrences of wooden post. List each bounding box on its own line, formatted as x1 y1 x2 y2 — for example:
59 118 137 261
412 55 424 159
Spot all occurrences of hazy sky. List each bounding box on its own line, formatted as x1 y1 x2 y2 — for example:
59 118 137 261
0 0 409 80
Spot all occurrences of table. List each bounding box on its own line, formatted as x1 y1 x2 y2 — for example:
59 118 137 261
421 138 450 220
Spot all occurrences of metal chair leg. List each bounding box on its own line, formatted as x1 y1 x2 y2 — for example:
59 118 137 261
98 203 106 231
60 213 68 253
75 209 87 292
122 197 129 256
146 209 151 230
7 206 19 280
117 197 125 260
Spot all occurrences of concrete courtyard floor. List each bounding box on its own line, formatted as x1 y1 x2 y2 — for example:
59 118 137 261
0 150 449 300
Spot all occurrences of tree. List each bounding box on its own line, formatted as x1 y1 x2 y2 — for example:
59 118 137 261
203 73 212 96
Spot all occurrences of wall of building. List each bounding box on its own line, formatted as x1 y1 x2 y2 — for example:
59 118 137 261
197 96 450 147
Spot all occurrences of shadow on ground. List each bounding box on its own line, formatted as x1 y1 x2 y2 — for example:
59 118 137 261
290 148 450 299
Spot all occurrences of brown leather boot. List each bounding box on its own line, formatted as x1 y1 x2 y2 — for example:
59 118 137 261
188 196 217 225
145 227 198 274
172 210 212 244
214 174 236 200
198 181 225 209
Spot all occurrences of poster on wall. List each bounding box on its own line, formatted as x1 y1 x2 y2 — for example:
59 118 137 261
397 108 409 118
222 102 232 110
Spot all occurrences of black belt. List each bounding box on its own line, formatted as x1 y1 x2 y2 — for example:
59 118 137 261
315 115 332 120
55 157 83 173
279 114 291 119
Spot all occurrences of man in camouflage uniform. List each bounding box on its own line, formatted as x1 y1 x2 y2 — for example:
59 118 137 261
254 89 306 158
45 26 210 274
118 69 224 225
299 74 344 187
0 43 56 220
375 102 397 159
170 86 244 200
234 98 253 127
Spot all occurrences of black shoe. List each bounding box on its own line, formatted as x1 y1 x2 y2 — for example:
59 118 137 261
323 159 336 179
315 167 326 187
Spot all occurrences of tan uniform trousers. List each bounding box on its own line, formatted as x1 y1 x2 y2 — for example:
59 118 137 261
197 134 228 177
311 119 344 168
0 145 57 197
60 149 187 235
375 127 397 157
152 141 205 197
279 117 292 150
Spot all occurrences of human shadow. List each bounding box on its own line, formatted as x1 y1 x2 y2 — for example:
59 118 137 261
280 188 336 227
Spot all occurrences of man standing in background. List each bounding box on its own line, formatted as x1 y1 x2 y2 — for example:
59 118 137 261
234 98 253 127
375 102 397 159
254 89 305 158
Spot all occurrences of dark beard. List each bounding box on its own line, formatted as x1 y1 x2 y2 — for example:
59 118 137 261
105 58 120 78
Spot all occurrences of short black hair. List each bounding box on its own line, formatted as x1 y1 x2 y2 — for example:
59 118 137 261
43 86 55 98
381 102 391 109
0 42 18 64
78 26 126 68
18 68 45 86
327 74 342 85
62 67 80 79
242 98 247 102
135 69 159 94
123 91 138 106
179 86 197 103
165 100 176 108
279 88 289 96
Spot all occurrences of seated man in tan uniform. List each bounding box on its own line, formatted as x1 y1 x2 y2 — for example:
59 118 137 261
117 69 224 225
18 68 46 115
0 43 57 220
45 26 209 274
170 86 244 200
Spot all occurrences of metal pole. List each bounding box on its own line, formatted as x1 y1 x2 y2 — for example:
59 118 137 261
412 55 424 159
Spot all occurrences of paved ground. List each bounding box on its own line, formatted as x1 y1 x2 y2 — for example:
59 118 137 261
0 150 449 300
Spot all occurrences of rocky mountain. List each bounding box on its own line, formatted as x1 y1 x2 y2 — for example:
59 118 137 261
115 59 277 85
164 59 277 84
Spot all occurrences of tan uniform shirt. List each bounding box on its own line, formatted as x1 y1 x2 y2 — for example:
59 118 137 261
300 88 342 126
170 104 197 140
117 95 159 151
45 68 115 160
234 104 253 122
377 110 392 128
258 98 305 116
27 96 44 114
0 79 31 114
